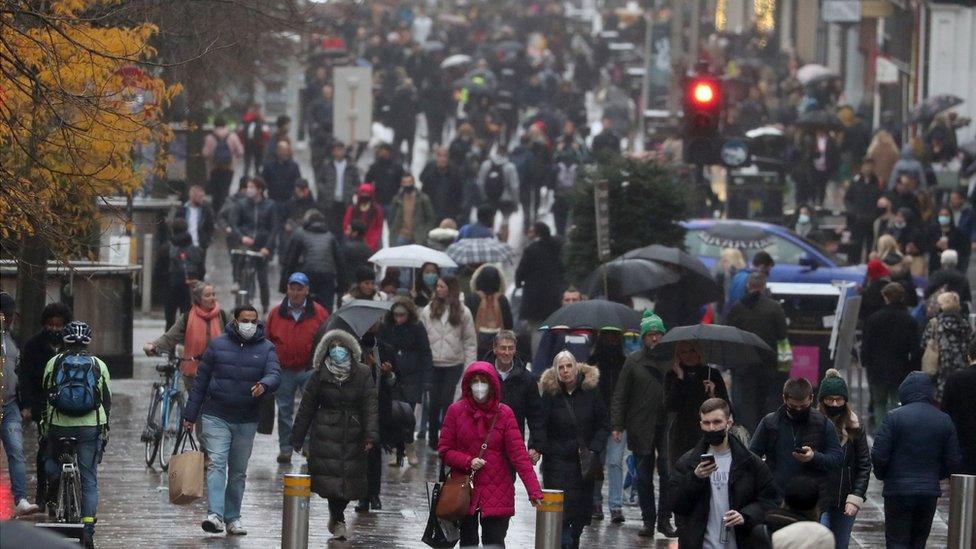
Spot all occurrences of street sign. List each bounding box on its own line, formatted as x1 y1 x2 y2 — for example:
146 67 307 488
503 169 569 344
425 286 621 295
720 138 750 168
594 179 611 262
332 67 373 144
822 0 861 23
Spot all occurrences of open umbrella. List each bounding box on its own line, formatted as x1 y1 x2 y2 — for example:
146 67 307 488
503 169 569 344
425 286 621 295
584 258 681 299
369 245 457 269
446 238 515 265
909 94 964 124
440 54 472 70
658 323 773 367
542 299 643 331
698 223 774 250
325 299 393 338
745 126 784 139
620 245 723 304
796 64 836 85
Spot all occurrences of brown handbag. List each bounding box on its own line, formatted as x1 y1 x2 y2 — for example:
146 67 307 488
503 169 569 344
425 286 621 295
435 413 499 521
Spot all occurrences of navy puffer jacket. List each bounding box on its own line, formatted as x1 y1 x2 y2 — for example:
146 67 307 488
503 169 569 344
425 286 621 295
184 322 281 424
871 372 961 497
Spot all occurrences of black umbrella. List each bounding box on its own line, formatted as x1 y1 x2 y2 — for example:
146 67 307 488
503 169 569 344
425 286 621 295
584 258 680 299
796 110 843 130
698 223 774 250
658 323 773 367
542 300 643 331
325 300 392 338
909 94 963 124
620 245 723 304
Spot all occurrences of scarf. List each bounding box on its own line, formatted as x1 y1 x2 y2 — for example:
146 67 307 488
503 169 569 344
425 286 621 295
325 355 352 382
183 303 222 377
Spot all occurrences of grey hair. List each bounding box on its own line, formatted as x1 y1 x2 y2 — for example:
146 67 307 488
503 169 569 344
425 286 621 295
494 330 518 345
190 281 214 305
551 349 578 371
941 249 959 267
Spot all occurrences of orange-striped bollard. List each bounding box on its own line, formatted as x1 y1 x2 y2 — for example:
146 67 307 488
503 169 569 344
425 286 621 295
282 473 311 549
535 489 564 549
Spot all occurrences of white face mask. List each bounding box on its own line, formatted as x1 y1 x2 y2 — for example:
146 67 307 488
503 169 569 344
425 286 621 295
237 321 257 340
471 381 490 402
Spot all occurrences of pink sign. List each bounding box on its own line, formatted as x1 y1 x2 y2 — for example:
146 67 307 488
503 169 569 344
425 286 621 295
790 346 820 384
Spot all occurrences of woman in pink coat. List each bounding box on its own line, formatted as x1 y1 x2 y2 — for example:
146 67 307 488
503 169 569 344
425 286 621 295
438 361 544 546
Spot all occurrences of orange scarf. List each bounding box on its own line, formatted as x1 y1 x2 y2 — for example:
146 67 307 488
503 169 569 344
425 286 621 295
182 303 223 377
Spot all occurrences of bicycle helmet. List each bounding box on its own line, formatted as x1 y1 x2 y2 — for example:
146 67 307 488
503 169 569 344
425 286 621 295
62 320 92 345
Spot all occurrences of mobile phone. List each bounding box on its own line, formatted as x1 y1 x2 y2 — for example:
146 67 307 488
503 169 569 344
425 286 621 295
793 446 805 454
700 453 716 465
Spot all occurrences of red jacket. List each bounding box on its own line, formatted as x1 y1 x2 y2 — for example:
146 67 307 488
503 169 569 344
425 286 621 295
438 361 543 517
343 183 385 251
266 299 329 371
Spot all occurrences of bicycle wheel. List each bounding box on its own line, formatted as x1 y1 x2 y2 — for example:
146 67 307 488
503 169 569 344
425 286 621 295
144 390 162 467
68 472 82 523
158 393 185 471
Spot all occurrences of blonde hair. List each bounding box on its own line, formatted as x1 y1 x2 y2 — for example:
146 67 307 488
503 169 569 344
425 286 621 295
875 235 901 259
937 291 961 314
718 248 747 272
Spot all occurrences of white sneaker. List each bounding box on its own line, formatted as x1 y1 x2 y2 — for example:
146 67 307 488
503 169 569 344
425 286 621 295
202 513 225 533
226 520 247 536
15 499 40 516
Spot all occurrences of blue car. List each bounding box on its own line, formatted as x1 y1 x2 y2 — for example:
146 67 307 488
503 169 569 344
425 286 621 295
680 219 866 285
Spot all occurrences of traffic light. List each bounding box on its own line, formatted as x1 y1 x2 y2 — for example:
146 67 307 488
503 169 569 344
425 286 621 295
683 75 722 165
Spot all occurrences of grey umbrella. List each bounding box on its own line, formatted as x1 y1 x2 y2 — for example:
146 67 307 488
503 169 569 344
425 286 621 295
620 245 723 305
909 94 963 124
325 300 393 338
583 258 681 299
658 323 773 367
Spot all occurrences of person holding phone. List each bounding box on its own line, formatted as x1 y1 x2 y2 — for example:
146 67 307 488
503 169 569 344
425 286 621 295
669 398 779 547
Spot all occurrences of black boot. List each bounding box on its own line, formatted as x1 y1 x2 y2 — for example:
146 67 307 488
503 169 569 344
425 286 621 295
657 513 677 537
354 499 370 513
638 521 655 537
369 495 382 510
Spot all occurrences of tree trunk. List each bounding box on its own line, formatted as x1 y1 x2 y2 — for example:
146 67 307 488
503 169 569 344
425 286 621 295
15 236 49 343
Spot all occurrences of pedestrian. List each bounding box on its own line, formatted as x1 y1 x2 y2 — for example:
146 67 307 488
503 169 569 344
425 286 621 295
278 179 316 261
948 188 974 269
925 251 972 312
866 128 900 185
307 84 333 174
921 291 972 403
587 330 628 524
516 222 564 353
260 140 302 213
427 219 459 252
390 173 437 247
669 398 779 548
365 143 406 216
861 283 920 427
240 104 267 177
355 328 397 513
340 265 387 306
537 350 609 549
202 116 244 215
316 141 360 236
725 272 788 432
858 258 891 324
815 369 871 549
465 264 514 358
485 331 543 455
665 341 729 470
420 146 464 222
182 305 282 536
591 116 621 158
476 143 520 235
279 209 345 312
227 176 279 313
420 275 477 448
928 206 969 274
156 218 205 330
458 205 496 240
174 184 216 260
0 293 42 517
342 183 385 252
942 338 976 474
725 250 774 309
290 329 379 541
263 115 291 159
17 301 72 512
341 220 375 286
377 297 432 466
609 312 672 535
437 361 544 547
714 248 747 321
266 273 329 464
752 476 835 548
887 144 928 191
872 371 961 548
413 262 441 308
42 321 112 547
844 159 882 263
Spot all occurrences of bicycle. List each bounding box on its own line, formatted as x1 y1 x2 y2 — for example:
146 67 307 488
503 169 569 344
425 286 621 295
53 437 82 523
230 248 265 307
141 351 184 470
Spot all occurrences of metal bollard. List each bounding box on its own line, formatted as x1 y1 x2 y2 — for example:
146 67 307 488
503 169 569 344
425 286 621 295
282 473 311 549
235 290 249 308
535 489 564 549
141 233 153 313
949 474 976 548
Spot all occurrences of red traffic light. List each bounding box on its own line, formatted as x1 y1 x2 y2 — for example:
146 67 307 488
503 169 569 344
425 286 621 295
691 81 718 106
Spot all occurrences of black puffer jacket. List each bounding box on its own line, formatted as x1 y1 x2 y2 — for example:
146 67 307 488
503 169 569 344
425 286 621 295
280 220 345 287
377 307 433 404
229 197 279 253
483 352 543 450
821 412 871 511
290 329 379 501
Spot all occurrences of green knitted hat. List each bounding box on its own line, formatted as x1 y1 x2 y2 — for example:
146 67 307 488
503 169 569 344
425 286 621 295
640 310 666 338
817 368 849 401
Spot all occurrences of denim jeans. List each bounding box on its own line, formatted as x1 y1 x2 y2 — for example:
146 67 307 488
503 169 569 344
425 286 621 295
201 415 258 523
593 431 626 511
276 368 313 453
883 495 938 549
821 509 857 549
45 425 102 535
1 401 29 501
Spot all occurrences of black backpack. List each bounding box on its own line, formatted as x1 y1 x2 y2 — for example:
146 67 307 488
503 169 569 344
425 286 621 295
483 162 506 203
212 134 232 167
169 245 203 286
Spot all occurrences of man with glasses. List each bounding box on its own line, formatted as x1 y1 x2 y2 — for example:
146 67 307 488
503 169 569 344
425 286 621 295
489 331 543 463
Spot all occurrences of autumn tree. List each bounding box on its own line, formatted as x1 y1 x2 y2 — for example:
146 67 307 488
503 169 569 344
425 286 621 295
0 0 179 339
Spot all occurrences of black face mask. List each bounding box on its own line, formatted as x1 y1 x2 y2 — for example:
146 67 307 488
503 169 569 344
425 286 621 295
787 406 811 423
45 328 63 344
824 404 846 418
702 428 728 447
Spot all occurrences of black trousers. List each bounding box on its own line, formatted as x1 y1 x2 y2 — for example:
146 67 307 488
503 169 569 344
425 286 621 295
883 495 938 549
519 181 539 232
307 272 336 313
365 444 381 498
426 112 446 146
328 498 349 522
552 194 570 237
208 167 234 216
459 513 510 547
164 282 191 331
427 365 464 446
243 144 263 177
849 221 874 264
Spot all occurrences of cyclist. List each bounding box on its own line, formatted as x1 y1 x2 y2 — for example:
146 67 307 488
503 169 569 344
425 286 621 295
42 320 112 548
227 175 279 313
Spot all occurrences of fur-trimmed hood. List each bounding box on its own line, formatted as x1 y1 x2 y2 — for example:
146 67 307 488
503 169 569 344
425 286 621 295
312 329 363 369
470 263 508 295
539 363 599 396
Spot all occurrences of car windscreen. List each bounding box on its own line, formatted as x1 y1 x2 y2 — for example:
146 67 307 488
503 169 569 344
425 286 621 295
684 228 849 267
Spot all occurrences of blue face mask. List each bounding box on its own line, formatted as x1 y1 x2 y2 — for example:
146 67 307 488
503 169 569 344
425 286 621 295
423 272 439 288
329 346 350 363
797 214 811 225
939 215 952 226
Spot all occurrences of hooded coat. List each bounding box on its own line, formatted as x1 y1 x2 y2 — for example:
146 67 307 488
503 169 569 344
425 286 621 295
342 184 385 252
290 329 380 501
377 301 434 404
515 236 564 322
862 303 921 385
871 372 961 497
537 364 609 526
437 362 544 517
922 311 973 401
611 345 669 457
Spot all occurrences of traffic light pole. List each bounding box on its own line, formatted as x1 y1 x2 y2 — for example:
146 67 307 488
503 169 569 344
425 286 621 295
635 6 654 153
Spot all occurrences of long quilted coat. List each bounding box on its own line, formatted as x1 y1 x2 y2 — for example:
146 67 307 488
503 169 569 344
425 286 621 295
290 329 379 500
437 361 544 517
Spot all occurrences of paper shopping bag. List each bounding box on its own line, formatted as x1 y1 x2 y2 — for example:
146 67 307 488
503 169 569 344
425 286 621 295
168 430 204 505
